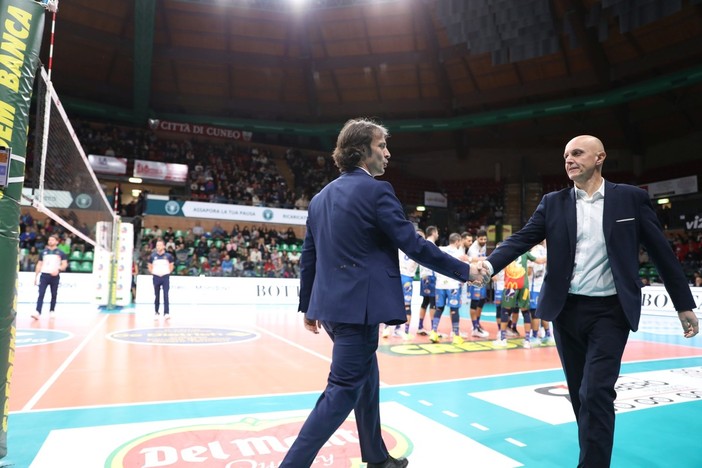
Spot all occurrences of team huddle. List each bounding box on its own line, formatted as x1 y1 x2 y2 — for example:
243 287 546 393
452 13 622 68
384 228 553 348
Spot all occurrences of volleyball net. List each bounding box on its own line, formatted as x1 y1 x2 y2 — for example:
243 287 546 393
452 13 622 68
28 66 117 251
25 66 133 307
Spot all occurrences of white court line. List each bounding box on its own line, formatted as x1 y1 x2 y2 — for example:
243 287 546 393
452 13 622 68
471 422 490 431
22 314 110 411
418 399 433 406
442 410 458 417
398 390 411 397
506 437 527 447
252 325 390 387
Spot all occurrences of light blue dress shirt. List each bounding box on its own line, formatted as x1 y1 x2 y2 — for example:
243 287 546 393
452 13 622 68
569 178 617 296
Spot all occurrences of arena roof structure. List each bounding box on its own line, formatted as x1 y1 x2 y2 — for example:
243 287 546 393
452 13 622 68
41 0 702 155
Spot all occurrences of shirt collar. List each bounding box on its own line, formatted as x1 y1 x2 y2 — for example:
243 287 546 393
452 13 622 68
355 165 372 176
574 178 606 200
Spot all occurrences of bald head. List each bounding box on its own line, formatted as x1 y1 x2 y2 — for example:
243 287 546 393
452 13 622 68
564 135 606 190
566 135 605 154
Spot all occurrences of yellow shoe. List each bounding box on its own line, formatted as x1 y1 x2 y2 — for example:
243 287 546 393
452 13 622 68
429 330 440 343
452 334 464 345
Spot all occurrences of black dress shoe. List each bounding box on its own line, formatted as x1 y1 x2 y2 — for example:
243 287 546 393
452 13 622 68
366 455 409 468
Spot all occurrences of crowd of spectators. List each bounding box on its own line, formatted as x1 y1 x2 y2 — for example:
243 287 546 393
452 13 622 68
137 223 302 278
22 118 702 284
71 120 334 214
18 212 93 273
638 232 702 285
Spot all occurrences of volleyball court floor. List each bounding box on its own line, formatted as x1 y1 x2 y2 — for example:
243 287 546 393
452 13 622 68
10 300 702 468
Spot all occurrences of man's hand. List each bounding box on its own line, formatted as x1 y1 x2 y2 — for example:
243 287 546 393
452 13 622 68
303 313 321 334
468 261 491 286
678 310 699 338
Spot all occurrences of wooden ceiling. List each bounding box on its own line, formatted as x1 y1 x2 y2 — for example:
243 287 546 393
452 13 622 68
41 0 702 154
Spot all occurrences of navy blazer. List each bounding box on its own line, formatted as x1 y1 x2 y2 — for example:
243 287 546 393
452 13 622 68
299 168 470 325
487 180 696 331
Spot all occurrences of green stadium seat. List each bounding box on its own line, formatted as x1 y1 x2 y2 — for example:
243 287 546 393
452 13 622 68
647 267 659 279
82 251 94 261
80 261 93 273
175 230 184 238
214 239 224 249
638 267 648 277
69 261 81 272
69 250 83 261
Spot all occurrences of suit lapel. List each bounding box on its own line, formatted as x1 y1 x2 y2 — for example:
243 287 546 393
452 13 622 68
565 188 577 257
603 180 615 241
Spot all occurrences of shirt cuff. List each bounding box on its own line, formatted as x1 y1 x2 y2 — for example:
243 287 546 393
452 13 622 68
483 260 494 276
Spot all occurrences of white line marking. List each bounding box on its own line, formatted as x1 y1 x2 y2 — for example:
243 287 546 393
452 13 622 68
418 400 433 406
506 437 527 447
471 423 489 431
22 314 109 411
442 410 458 417
253 325 389 386
398 391 411 397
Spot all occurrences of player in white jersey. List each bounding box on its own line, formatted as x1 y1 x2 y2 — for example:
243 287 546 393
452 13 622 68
467 229 490 337
417 226 440 336
149 239 175 320
382 231 423 339
431 233 469 345
32 234 68 319
527 240 553 345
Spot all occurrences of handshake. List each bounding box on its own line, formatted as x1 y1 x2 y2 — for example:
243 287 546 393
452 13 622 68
468 260 492 286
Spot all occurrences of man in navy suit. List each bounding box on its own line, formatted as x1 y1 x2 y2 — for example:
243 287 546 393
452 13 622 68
280 118 481 468
484 135 698 467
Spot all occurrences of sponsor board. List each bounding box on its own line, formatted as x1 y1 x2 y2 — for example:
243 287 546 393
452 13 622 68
107 328 259 346
470 367 702 425
17 272 96 304
135 277 301 305
640 286 702 317
30 403 521 468
379 338 555 356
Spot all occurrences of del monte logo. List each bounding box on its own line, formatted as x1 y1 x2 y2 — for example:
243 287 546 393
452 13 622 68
106 417 411 467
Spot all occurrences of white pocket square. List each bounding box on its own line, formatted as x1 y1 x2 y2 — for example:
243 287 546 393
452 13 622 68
616 217 635 222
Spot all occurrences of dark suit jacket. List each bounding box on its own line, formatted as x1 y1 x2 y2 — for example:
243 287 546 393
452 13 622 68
487 180 696 331
298 168 470 325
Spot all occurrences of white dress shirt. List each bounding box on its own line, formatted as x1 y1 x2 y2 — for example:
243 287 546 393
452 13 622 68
569 179 617 296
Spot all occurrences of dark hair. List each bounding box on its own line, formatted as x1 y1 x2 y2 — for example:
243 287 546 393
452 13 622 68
331 118 389 173
476 229 487 237
425 225 438 237
461 231 473 239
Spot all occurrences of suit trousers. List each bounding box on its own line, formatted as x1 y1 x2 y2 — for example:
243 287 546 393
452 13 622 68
36 273 60 313
553 294 630 468
152 275 170 314
280 322 388 467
